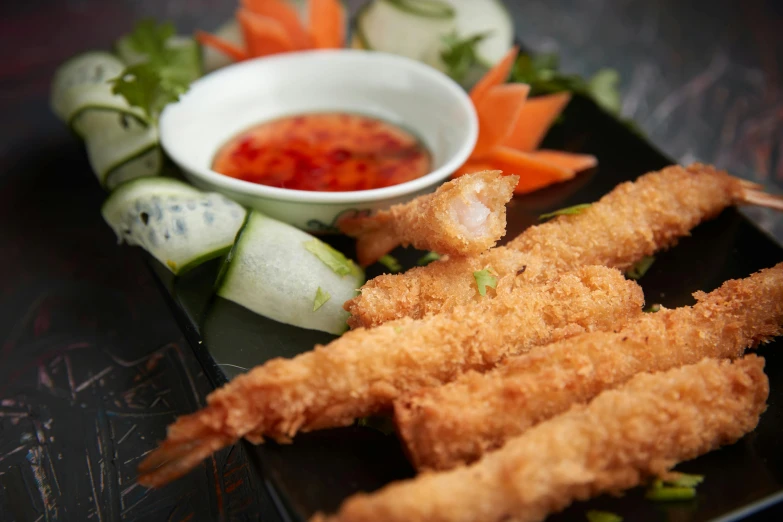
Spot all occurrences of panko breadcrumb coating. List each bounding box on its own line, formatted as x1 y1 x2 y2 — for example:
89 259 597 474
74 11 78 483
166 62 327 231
137 265 643 488
345 164 755 328
339 171 517 267
313 356 769 522
395 263 783 470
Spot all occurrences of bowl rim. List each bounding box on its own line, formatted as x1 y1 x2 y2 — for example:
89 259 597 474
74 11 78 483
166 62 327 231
159 49 479 204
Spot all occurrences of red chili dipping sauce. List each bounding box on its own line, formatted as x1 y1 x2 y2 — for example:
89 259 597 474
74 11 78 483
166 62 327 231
212 113 432 192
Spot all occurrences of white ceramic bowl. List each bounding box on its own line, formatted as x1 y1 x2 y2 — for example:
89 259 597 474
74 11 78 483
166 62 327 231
159 49 478 232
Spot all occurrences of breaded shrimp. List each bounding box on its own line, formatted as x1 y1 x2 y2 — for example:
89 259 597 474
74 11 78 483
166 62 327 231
395 263 783 470
312 356 769 522
137 265 643 487
339 171 517 267
345 163 778 328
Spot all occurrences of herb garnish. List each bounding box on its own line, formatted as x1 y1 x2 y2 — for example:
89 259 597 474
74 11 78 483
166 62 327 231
626 256 655 280
110 19 199 121
586 510 623 522
645 473 704 501
643 303 661 313
440 32 490 83
304 239 357 277
539 203 592 220
417 251 442 266
473 269 498 296
313 287 331 311
378 254 403 273
510 52 621 115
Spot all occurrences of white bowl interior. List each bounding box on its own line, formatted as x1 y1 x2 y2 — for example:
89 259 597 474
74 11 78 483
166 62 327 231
160 50 477 203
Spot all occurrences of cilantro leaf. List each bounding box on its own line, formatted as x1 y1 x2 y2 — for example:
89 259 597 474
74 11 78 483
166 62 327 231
303 239 357 277
313 287 331 311
539 203 592 220
643 303 661 313
417 251 441 266
626 256 655 280
473 269 498 296
127 19 176 61
509 51 635 133
110 19 199 121
440 31 490 83
378 254 403 273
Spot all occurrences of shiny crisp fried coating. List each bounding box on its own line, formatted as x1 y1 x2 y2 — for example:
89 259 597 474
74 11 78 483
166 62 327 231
396 263 783 470
339 171 517 267
137 266 643 488
313 356 769 522
345 163 747 328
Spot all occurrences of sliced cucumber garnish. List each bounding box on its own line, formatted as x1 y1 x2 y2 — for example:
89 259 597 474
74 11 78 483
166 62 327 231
384 0 455 18
216 212 364 335
73 110 161 189
102 178 247 275
50 51 147 129
448 0 513 68
354 0 513 84
357 0 456 66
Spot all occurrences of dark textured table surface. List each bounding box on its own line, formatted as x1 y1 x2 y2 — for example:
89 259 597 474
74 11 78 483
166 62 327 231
1 1 781 521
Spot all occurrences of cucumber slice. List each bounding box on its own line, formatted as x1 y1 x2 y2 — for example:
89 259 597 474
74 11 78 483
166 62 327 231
357 0 456 66
216 212 364 335
102 178 247 275
72 110 161 189
115 34 203 82
355 0 513 82
447 0 513 67
50 51 147 128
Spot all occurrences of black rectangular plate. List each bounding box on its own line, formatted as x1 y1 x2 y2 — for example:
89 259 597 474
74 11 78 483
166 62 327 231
150 94 783 522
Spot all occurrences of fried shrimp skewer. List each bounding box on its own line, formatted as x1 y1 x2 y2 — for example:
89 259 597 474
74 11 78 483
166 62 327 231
137 266 643 487
395 263 783 470
339 171 517 267
313 356 769 522
346 163 781 328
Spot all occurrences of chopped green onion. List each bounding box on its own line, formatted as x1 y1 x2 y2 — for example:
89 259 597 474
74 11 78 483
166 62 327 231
417 251 441 266
303 239 356 277
645 486 696 501
378 254 403 273
539 203 592 220
643 303 661 313
473 269 498 296
313 287 331 311
626 256 655 280
586 510 623 522
666 473 704 488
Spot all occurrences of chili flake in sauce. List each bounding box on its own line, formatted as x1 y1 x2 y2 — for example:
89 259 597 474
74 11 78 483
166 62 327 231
212 113 432 192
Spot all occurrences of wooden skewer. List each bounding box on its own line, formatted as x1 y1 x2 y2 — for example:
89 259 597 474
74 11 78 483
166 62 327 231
742 189 783 211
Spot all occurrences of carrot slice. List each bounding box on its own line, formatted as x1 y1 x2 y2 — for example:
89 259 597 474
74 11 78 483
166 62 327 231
241 0 312 49
528 149 598 172
472 83 530 159
308 0 345 49
195 30 249 62
503 92 572 152
454 146 575 194
237 8 297 57
469 46 520 106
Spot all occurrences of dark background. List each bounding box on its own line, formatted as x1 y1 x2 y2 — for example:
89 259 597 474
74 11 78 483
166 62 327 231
1 1 781 520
